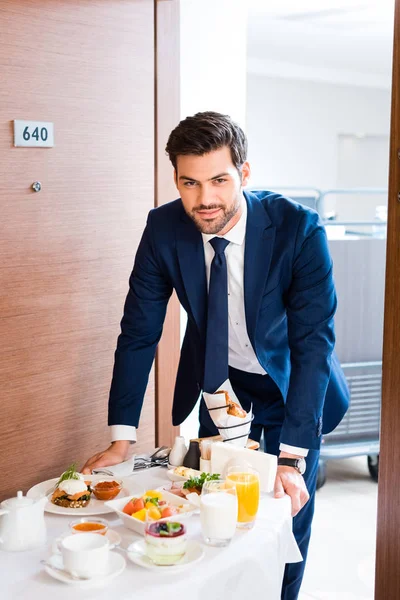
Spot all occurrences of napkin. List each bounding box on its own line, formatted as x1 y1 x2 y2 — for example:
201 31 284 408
203 379 252 447
92 455 136 477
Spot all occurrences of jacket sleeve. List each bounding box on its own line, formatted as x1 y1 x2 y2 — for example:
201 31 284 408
279 211 336 449
108 210 173 428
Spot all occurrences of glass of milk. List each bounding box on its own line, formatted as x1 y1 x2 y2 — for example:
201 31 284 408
200 479 238 547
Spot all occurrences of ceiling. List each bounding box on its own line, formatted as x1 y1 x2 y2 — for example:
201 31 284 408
247 0 395 88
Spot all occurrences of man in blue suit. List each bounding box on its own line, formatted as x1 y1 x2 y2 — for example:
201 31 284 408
84 112 349 599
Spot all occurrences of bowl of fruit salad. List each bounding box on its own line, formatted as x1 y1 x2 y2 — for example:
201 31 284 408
105 489 195 535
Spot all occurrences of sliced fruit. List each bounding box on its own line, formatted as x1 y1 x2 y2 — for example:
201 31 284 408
147 506 162 520
144 490 163 500
122 499 137 515
160 506 178 518
132 508 147 521
132 498 145 513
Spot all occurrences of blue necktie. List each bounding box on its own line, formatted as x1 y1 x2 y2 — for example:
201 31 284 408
203 237 230 393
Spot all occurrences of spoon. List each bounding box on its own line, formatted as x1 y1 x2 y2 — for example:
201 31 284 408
150 446 171 460
41 559 92 581
135 446 171 463
133 447 171 470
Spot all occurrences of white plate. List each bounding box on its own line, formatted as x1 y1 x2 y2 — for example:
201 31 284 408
51 529 122 554
105 490 196 535
126 539 204 572
166 468 201 482
43 551 126 588
27 476 136 516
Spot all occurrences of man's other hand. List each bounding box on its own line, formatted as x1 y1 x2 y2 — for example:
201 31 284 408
81 440 131 474
274 466 310 517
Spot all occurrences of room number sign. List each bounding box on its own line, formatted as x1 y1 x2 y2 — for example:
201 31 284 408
13 120 54 147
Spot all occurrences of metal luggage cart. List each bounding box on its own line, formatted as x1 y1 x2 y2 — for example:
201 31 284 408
315 188 386 488
317 361 381 489
249 186 385 487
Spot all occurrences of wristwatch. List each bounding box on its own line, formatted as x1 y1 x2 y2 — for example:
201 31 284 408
278 457 306 475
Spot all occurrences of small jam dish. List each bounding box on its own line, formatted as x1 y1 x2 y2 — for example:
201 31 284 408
90 480 122 501
69 517 109 536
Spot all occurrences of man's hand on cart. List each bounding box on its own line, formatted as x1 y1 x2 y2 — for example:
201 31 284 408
274 451 310 516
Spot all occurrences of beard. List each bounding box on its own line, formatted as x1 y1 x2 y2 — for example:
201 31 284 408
187 193 242 234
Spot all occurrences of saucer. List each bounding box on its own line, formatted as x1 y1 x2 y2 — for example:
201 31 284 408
43 551 126 588
52 528 121 553
126 539 204 573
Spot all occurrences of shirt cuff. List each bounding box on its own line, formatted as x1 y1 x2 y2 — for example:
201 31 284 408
279 443 309 457
110 425 137 444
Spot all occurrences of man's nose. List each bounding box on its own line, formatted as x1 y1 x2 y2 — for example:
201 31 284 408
197 186 217 206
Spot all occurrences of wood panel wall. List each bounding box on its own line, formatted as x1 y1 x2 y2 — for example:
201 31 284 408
0 0 155 500
154 0 181 446
375 0 400 596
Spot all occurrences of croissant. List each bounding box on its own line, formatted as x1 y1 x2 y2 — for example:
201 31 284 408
215 390 247 418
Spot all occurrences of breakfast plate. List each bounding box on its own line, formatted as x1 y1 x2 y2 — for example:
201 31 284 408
126 539 204 572
43 551 126 588
27 476 139 516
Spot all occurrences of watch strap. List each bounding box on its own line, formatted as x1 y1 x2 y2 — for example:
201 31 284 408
278 457 305 474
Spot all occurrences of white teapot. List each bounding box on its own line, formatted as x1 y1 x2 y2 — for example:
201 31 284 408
0 491 47 552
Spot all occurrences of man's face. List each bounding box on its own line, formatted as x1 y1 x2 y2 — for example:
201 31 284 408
174 146 250 235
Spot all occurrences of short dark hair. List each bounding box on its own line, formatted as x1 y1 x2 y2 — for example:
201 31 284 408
165 111 248 173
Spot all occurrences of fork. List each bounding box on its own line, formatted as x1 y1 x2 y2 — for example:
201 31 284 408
133 456 169 469
92 447 170 476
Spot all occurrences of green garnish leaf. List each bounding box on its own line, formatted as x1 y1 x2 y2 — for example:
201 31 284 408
56 462 80 487
183 472 220 492
144 497 159 506
158 522 181 536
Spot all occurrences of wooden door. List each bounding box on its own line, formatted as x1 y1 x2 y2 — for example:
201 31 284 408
154 0 181 446
0 0 155 500
375 0 400 596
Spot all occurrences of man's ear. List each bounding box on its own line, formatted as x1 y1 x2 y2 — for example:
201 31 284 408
241 161 251 187
173 168 178 188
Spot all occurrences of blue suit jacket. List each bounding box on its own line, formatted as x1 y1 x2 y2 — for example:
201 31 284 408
108 190 349 450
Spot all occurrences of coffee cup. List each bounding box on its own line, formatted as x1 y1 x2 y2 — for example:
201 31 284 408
58 532 109 578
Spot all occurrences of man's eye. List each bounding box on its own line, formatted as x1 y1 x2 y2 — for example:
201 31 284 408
214 178 227 184
184 181 197 187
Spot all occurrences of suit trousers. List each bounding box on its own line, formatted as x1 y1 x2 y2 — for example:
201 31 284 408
199 366 320 600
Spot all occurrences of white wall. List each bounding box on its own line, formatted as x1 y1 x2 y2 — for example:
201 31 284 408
179 0 248 442
246 74 391 199
180 0 247 127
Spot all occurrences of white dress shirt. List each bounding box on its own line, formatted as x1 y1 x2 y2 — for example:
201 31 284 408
111 195 308 457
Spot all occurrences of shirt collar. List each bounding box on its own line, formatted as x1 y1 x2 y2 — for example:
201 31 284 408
201 194 247 247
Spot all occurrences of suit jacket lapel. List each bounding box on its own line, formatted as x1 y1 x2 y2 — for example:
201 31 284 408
176 207 208 339
243 190 276 347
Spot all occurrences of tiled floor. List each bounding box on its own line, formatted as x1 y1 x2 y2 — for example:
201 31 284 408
299 456 378 600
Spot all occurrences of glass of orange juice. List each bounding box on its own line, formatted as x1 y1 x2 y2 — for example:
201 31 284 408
226 465 260 529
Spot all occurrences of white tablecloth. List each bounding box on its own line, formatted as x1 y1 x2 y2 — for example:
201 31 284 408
2 468 302 600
